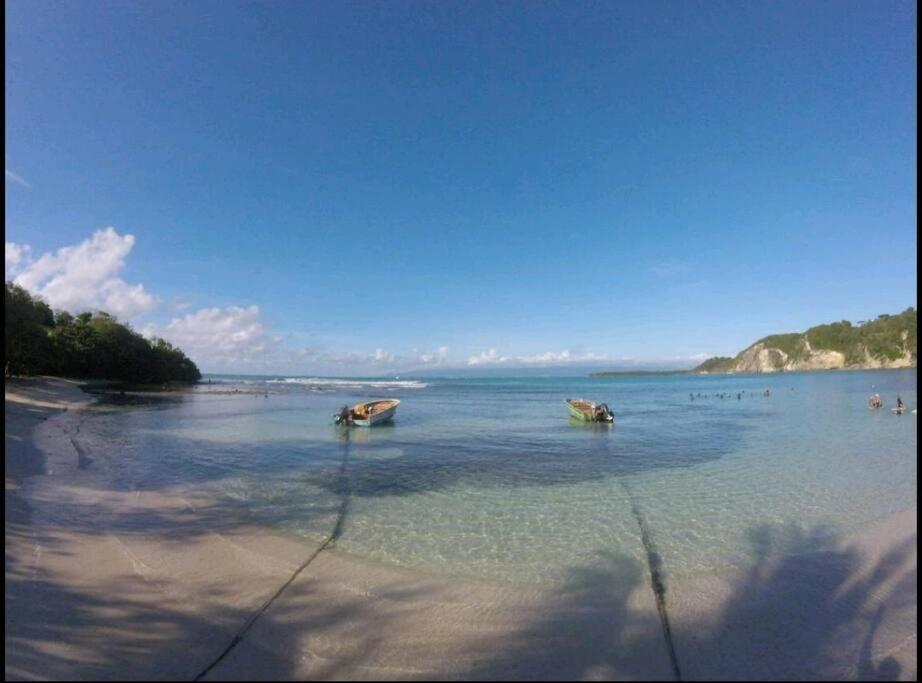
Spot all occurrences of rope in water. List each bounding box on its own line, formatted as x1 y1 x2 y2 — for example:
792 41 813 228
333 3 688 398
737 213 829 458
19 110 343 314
617 477 682 681
192 432 681 681
192 438 352 681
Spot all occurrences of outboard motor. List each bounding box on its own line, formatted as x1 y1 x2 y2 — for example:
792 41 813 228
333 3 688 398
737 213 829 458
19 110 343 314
333 405 351 425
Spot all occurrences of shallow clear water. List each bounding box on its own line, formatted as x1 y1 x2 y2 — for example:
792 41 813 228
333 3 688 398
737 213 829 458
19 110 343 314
77 370 917 587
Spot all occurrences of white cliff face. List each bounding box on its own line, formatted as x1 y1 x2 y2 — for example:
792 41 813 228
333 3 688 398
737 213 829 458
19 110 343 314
861 347 917 369
696 315 916 374
786 349 845 371
727 338 909 373
887 331 917 368
785 339 845 371
734 343 786 373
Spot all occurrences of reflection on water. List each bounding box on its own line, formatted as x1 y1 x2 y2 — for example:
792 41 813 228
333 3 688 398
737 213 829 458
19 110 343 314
89 391 187 410
335 421 397 444
73 370 917 586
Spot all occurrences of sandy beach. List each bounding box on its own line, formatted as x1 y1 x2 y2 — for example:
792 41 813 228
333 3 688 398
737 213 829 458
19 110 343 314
5 377 917 681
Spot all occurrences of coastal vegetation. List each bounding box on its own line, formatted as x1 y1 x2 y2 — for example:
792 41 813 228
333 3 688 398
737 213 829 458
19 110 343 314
5 282 201 384
688 357 736 374
588 369 695 377
694 308 917 374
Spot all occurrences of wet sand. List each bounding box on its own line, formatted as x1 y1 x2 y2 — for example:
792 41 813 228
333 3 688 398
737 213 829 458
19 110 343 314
5 377 917 680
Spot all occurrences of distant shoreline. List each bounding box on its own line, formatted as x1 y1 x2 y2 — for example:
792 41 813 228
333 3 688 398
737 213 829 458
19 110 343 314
589 370 690 377
590 365 918 378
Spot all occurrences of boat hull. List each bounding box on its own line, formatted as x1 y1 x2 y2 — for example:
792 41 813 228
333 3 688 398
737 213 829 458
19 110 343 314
568 402 592 421
348 399 400 427
352 404 398 427
566 399 614 423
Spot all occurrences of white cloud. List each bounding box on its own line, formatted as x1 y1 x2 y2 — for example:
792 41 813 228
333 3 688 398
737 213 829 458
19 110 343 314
467 348 609 366
374 348 395 363
5 168 31 188
12 227 156 318
519 350 575 364
5 241 31 276
518 350 610 365
333 348 400 366
281 345 450 373
147 305 278 366
145 309 412 373
8 229 464 375
168 297 193 312
419 346 449 364
467 348 510 365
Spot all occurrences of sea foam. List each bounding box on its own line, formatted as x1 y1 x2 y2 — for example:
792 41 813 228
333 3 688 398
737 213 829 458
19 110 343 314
266 378 428 389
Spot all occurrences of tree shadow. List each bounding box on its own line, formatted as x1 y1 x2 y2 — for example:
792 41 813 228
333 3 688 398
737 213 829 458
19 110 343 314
460 523 916 681
51 390 755 503
460 550 674 681
6 399 916 680
6 505 916 681
5 412 375 680
303 417 753 500
5 404 51 481
674 523 916 681
4 546 423 681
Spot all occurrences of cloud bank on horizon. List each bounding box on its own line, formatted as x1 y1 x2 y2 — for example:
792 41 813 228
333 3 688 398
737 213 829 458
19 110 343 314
466 348 611 366
5 229 672 374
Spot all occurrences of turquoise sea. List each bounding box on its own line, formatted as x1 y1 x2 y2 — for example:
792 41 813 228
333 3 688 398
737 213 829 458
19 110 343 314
78 369 917 588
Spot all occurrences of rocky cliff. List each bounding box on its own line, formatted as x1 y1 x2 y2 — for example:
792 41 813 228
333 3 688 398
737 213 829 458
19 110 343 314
694 308 917 374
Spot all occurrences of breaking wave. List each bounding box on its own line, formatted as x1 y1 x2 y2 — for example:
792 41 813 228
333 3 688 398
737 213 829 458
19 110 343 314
266 378 428 390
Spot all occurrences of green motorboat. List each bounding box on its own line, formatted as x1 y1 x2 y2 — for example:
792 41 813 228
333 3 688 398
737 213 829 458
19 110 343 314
566 398 614 423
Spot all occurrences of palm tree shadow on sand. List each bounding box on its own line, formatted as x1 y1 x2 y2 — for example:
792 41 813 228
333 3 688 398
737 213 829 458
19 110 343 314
7 519 914 681
458 523 915 681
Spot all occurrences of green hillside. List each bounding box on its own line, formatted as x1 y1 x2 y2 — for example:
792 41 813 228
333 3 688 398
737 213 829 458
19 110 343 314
694 307 917 372
692 356 737 373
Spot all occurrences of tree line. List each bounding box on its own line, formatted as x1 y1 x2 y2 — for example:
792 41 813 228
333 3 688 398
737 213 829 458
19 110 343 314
5 282 201 384
761 308 917 366
694 307 917 372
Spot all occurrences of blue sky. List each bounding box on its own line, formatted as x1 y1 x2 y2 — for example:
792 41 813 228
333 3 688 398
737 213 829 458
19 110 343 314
5 1 917 374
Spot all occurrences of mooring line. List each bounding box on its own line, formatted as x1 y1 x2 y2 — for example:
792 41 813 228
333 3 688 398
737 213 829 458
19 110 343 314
69 437 94 469
192 439 352 681
326 438 352 547
618 478 682 681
